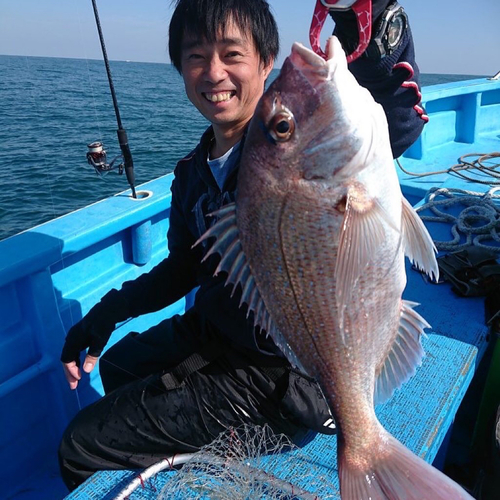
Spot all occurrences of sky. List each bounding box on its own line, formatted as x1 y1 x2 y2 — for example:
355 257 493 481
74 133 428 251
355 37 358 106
1 0 499 76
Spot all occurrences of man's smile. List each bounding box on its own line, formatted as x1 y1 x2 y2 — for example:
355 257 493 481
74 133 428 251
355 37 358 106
202 91 236 103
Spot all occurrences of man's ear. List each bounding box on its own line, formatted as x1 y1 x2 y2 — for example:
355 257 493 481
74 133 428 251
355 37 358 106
262 60 274 80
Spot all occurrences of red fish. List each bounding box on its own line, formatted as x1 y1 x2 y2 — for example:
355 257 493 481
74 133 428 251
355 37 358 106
198 37 473 499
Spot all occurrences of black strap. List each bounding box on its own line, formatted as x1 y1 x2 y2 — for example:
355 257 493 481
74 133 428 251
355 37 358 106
262 365 288 382
160 340 289 391
161 344 220 390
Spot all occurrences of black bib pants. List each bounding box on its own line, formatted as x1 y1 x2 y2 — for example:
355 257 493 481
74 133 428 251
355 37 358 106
58 308 335 491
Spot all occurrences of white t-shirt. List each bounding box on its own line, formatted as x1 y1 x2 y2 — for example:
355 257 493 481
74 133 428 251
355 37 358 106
207 141 242 190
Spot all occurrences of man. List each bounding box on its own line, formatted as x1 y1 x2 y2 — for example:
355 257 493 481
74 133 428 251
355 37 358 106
59 0 425 490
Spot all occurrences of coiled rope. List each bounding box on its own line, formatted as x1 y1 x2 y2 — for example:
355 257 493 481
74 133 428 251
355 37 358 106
397 152 500 185
416 187 500 252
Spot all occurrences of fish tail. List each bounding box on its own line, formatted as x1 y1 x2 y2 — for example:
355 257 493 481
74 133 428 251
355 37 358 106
339 431 474 500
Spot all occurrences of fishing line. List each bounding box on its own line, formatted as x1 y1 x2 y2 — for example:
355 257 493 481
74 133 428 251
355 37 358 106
98 356 158 385
58 0 112 411
56 0 147 406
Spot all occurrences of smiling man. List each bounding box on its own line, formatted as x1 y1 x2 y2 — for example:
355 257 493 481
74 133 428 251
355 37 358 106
58 0 336 490
58 0 426 491
176 18 273 158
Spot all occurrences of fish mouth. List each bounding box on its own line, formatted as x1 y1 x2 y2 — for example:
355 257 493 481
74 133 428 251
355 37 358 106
287 37 343 86
202 91 236 103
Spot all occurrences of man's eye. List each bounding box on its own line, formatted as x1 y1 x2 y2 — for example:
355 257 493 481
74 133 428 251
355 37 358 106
226 51 242 58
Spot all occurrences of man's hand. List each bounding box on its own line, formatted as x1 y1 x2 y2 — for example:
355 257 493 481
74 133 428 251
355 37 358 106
62 355 99 390
60 316 109 390
60 290 127 389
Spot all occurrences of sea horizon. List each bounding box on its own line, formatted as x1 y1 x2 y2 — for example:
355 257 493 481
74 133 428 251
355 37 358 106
0 53 490 78
0 54 488 241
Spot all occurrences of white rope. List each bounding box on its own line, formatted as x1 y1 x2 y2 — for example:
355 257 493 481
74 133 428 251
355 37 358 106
416 187 500 252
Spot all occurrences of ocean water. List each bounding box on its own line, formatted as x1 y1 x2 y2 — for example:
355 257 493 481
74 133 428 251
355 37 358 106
0 54 483 241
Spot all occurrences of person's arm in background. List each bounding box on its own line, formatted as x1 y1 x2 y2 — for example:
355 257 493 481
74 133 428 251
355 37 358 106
329 0 427 158
60 169 200 388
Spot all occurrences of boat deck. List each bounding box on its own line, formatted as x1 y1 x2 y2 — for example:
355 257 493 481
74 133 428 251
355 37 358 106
2 77 499 499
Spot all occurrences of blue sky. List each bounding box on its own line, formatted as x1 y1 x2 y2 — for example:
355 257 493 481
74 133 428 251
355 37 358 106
1 0 498 75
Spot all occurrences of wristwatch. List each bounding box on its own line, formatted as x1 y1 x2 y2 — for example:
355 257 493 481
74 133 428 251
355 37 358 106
339 1 408 59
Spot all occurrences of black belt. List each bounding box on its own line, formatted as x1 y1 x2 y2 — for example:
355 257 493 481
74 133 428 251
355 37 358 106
160 341 289 391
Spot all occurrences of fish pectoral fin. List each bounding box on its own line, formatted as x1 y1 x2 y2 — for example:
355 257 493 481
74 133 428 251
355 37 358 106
194 201 305 371
401 196 439 281
373 300 429 405
335 185 390 334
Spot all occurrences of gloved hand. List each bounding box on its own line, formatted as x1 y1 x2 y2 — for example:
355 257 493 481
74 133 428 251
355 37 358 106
328 0 425 158
61 288 129 389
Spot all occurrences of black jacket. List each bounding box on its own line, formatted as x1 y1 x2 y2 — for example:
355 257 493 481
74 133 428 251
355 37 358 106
115 127 282 357
95 1 426 360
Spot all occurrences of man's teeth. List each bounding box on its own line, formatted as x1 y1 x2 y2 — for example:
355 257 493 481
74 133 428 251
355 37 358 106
205 92 233 102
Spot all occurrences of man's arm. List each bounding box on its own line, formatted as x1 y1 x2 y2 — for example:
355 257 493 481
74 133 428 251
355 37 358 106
119 172 201 317
60 170 200 388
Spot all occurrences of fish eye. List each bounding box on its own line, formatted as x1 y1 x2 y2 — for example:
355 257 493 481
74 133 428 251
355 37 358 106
268 110 295 142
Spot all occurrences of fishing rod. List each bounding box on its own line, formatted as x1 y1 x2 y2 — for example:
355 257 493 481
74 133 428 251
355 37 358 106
88 0 136 198
489 69 500 80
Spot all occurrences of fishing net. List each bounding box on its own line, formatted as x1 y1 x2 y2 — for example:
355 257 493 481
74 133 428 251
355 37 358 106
155 424 338 499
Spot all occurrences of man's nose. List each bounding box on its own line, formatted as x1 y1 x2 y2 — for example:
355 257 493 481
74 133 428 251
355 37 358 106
204 56 227 82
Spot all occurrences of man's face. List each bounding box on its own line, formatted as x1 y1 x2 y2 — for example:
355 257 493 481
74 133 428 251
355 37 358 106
180 21 273 134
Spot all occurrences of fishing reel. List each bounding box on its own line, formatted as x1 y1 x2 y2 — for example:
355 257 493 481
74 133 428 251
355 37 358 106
86 141 124 177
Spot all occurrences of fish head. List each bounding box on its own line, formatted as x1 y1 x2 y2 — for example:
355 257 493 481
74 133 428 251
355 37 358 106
240 37 392 189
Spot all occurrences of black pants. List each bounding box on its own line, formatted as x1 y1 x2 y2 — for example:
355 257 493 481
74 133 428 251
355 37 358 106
58 309 334 491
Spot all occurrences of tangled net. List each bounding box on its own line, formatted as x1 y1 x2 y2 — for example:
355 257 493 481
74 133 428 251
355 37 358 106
155 425 338 500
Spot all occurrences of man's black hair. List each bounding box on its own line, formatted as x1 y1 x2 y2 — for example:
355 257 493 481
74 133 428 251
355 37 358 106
168 0 279 73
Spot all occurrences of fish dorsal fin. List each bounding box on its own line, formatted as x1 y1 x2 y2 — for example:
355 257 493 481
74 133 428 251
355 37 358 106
194 203 305 370
193 203 252 295
401 196 439 281
373 300 429 405
336 184 395 338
